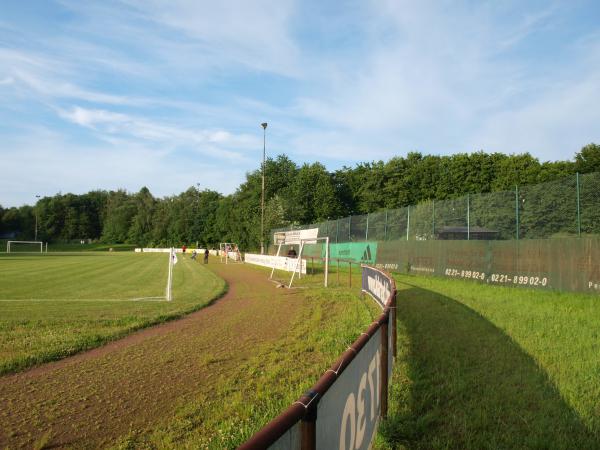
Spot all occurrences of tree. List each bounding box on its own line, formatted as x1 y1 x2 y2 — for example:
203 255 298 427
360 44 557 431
574 143 600 174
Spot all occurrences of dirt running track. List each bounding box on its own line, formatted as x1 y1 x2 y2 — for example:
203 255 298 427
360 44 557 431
0 262 303 449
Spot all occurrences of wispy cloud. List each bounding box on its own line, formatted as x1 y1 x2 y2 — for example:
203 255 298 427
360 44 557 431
57 106 257 161
1 0 599 206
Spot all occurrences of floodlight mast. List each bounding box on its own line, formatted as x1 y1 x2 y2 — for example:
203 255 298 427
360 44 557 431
34 194 41 241
260 122 268 255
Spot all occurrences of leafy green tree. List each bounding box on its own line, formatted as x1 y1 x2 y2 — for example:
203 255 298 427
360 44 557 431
574 143 600 174
127 187 156 245
101 190 136 243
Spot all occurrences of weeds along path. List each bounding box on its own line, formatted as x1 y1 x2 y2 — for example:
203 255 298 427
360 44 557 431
0 261 303 449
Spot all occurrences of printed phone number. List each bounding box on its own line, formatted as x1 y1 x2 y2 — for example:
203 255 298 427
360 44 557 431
444 268 486 280
444 269 549 287
489 274 548 286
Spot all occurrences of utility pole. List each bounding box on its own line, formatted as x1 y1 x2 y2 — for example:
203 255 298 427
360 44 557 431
261 122 268 254
34 194 41 241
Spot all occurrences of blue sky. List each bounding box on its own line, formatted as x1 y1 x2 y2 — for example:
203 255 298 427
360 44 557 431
1 0 599 207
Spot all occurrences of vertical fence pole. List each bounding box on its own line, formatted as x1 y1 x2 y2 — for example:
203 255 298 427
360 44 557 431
384 210 388 241
432 200 436 238
349 262 352 288
336 219 339 244
300 390 318 450
467 194 470 240
406 206 410 241
392 291 397 358
348 216 352 241
515 185 519 240
365 213 369 241
380 315 389 419
576 172 581 236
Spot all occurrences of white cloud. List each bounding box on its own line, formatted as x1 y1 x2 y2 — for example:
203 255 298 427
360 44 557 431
0 126 244 206
57 106 258 162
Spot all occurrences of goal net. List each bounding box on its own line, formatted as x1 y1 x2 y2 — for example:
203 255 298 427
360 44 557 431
269 229 329 288
219 242 242 263
6 241 45 253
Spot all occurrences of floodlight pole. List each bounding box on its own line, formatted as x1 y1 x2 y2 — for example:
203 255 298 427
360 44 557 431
261 122 268 254
34 195 41 241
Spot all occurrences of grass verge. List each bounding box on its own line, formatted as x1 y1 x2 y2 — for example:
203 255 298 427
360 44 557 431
377 274 600 449
113 280 381 449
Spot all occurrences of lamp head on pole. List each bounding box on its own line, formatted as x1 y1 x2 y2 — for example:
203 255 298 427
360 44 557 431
261 122 267 129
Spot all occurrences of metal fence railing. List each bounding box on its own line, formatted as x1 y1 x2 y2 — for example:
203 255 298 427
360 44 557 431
239 266 397 450
273 172 600 243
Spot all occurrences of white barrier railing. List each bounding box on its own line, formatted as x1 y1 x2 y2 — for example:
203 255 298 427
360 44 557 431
244 253 307 274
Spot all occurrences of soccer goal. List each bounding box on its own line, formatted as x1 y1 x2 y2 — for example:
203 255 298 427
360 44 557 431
6 241 46 253
271 229 329 288
219 242 242 264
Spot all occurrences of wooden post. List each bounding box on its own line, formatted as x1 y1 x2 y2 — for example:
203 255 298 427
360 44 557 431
301 390 318 450
380 316 389 419
392 292 397 357
349 262 352 288
301 414 316 450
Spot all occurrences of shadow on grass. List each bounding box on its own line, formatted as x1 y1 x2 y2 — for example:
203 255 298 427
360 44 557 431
380 285 600 450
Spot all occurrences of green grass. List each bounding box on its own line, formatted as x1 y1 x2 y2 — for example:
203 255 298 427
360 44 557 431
0 252 226 375
378 274 600 449
0 239 136 252
113 278 381 449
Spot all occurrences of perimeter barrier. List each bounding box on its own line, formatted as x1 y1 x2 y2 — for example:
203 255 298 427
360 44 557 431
272 172 600 294
239 265 397 450
274 172 600 243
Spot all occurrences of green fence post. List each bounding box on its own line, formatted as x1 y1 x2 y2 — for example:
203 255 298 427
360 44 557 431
467 194 470 240
515 185 519 240
384 210 388 240
365 213 369 241
348 216 352 241
576 172 581 236
406 206 410 240
432 200 436 238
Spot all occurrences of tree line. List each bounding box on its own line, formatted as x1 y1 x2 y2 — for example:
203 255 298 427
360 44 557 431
2 144 599 250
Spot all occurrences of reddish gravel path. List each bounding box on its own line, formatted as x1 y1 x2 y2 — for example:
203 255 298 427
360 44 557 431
0 262 302 449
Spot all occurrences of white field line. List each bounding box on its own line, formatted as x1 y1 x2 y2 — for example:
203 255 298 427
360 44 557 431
0 297 167 302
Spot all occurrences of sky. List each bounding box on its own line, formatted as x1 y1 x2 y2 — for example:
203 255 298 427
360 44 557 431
1 0 600 207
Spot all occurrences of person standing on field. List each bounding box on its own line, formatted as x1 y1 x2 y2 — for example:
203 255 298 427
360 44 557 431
182 244 187 257
204 248 209 264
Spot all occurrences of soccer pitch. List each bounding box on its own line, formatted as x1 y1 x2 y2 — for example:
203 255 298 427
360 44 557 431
0 252 226 374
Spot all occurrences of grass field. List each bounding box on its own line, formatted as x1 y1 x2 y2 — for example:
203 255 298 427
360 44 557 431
0 239 137 252
378 274 600 449
2 254 600 449
0 252 226 375
113 269 382 449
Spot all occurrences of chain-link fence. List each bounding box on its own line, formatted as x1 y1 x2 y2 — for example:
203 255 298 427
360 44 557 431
273 172 600 243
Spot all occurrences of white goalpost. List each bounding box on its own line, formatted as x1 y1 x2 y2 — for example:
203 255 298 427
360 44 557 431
6 241 45 253
165 248 177 301
219 242 242 264
269 229 329 288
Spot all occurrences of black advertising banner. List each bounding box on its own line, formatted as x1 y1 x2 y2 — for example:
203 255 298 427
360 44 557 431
361 265 392 309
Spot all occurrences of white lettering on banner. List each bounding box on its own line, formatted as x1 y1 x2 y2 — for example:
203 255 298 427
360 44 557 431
338 349 380 450
355 373 367 448
367 274 391 307
276 228 319 245
340 395 356 450
244 253 306 273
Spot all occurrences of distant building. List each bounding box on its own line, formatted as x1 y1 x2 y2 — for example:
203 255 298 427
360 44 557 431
436 226 499 240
